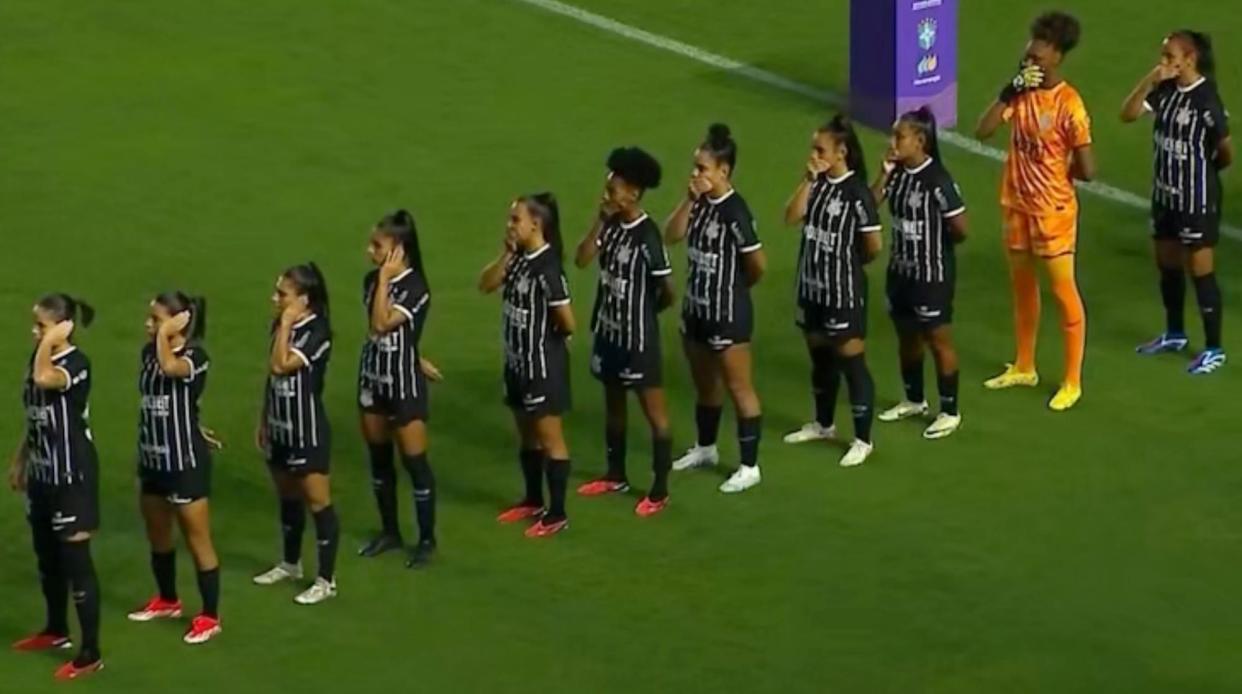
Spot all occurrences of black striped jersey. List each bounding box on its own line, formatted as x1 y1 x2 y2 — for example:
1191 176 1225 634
882 158 966 284
360 268 430 402
682 189 762 323
502 244 571 381
1146 77 1230 216
590 213 672 352
797 170 882 310
266 314 332 450
137 343 210 472
22 347 97 486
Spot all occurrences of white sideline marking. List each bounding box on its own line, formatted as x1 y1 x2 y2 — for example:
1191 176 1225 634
511 0 1241 240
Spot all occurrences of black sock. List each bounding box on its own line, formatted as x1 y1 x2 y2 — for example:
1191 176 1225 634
33 528 68 636
1194 273 1223 350
545 459 570 520
196 567 220 619
519 449 545 506
368 443 400 538
901 358 925 403
61 540 100 665
1160 267 1186 335
151 550 177 602
605 428 627 481
810 345 840 428
649 436 672 501
938 370 960 416
280 499 305 565
402 453 436 545
738 416 762 467
695 405 723 447
841 353 875 443
312 506 340 581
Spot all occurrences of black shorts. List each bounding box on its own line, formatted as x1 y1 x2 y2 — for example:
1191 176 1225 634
680 312 752 352
886 274 954 331
267 442 330 475
797 302 867 340
1152 205 1221 247
139 465 211 505
590 337 662 389
504 363 570 418
27 479 99 539
359 381 429 426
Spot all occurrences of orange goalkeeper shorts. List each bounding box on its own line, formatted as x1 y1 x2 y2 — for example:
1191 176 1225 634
1003 206 1079 258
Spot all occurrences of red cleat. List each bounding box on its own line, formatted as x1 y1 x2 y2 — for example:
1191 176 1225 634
634 496 669 517
182 614 222 645
127 596 182 622
524 516 569 538
54 659 104 681
12 632 72 651
497 503 544 524
576 478 630 496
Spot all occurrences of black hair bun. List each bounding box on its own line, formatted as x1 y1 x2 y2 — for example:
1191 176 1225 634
606 147 662 190
707 123 732 146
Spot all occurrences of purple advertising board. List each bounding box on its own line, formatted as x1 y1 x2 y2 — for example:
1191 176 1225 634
850 0 958 130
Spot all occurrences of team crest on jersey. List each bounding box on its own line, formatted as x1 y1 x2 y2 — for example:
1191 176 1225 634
704 222 721 240
1038 113 1054 132
616 244 633 265
826 199 844 218
514 276 530 294
906 191 925 209
1176 107 1194 126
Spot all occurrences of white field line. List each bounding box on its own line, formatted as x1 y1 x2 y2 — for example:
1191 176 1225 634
512 0 1240 240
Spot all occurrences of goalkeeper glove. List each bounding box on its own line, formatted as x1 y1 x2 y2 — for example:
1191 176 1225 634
999 63 1044 103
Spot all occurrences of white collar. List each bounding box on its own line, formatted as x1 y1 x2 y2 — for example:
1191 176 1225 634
620 213 650 230
292 313 318 329
1178 77 1207 93
826 170 856 184
524 243 551 261
707 188 735 204
388 268 413 284
904 157 934 174
51 346 77 361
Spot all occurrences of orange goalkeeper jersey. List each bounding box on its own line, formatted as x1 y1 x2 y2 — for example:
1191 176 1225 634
1000 81 1093 216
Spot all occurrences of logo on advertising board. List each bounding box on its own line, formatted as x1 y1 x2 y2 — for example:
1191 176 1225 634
918 18 937 50
917 54 939 77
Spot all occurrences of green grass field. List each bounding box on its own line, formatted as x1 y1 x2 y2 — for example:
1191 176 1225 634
2 1 1240 691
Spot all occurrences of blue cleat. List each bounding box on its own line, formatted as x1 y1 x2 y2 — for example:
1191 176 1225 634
1136 332 1189 355
1188 348 1227 375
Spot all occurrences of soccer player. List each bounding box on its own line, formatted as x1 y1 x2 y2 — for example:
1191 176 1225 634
871 108 969 439
251 264 341 605
356 210 443 568
127 293 224 645
781 115 883 467
479 193 576 537
976 11 1096 411
9 295 104 680
574 147 675 517
665 124 768 493
1122 30 1232 374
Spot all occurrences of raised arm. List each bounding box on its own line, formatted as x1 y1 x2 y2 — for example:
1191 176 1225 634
32 322 73 390
478 244 513 294
269 310 305 375
976 101 1009 141
575 216 604 268
371 247 411 333
155 312 193 379
664 195 695 245
1122 66 1174 123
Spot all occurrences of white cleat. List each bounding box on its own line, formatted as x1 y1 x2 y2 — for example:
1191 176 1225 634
252 562 303 586
672 444 719 471
293 577 337 605
922 413 962 440
719 465 762 493
839 439 874 467
782 422 836 444
877 400 929 422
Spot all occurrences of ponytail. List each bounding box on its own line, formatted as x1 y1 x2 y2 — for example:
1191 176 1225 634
377 208 427 288
899 106 942 161
819 114 868 182
520 193 563 269
153 291 206 342
37 293 95 328
284 262 332 337
700 122 738 173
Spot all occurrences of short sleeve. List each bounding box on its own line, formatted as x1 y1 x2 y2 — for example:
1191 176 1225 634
180 346 210 382
933 170 967 218
541 258 571 307
290 321 331 369
391 272 430 322
58 352 90 394
725 200 762 253
1206 92 1231 142
854 187 882 233
1063 93 1093 149
642 224 672 277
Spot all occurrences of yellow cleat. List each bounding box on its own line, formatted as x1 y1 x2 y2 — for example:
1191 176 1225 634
983 364 1040 390
1048 383 1082 412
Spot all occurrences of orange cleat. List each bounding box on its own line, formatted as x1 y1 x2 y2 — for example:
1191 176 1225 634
127 596 182 622
576 478 630 496
497 503 544 524
634 496 669 517
54 659 103 681
12 632 72 652
524 517 569 538
182 614 222 645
